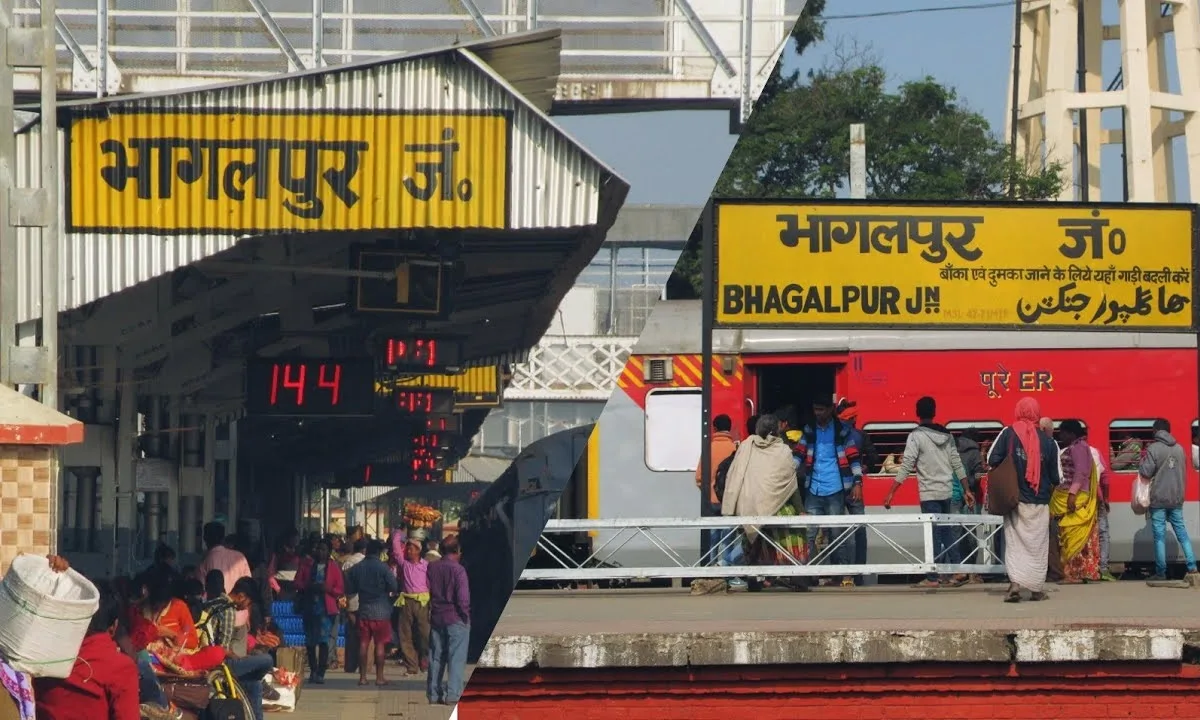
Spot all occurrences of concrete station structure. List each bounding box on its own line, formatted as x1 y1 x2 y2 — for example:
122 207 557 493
0 0 803 578
468 585 1200 718
4 27 634 577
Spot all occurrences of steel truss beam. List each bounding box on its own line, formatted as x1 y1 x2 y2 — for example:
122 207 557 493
523 514 1006 582
244 0 305 71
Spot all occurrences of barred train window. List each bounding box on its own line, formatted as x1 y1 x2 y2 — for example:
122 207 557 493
861 423 915 475
862 421 1004 475
1109 420 1157 473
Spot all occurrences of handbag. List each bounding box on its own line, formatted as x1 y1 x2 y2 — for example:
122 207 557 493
986 429 1021 516
1131 475 1153 515
162 678 212 713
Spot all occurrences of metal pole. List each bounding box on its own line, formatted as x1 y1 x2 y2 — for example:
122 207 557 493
607 247 617 334
1008 0 1023 197
740 0 754 125
1076 0 1089 202
0 0 17 389
849 124 866 199
41 0 60 559
41 0 58 410
699 200 715 563
311 0 322 67
96 0 107 95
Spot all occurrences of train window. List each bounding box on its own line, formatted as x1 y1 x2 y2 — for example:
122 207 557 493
1108 420 1157 473
644 388 703 472
1193 421 1200 471
862 422 916 475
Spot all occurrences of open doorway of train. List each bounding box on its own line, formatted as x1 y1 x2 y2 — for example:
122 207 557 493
753 361 842 427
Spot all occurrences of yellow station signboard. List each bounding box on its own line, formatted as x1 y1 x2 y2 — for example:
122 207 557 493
714 201 1198 331
67 110 511 234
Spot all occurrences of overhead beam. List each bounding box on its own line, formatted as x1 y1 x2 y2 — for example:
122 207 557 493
674 0 736 78
457 0 498 37
198 260 394 280
29 0 94 72
244 0 306 71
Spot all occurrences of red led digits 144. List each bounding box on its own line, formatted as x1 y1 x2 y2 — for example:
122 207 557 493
269 362 342 407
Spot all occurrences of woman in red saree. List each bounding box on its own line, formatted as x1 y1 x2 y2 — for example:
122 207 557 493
129 568 226 674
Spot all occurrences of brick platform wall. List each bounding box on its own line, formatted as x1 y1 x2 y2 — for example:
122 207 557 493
0 445 55 575
461 662 1200 719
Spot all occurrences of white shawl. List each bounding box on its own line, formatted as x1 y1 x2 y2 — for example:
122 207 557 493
720 434 798 542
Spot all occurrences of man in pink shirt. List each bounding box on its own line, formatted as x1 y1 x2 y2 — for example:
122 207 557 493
195 522 253 644
395 539 431 675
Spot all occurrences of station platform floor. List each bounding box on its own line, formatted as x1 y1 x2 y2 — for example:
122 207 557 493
476 581 1200 668
283 664 473 720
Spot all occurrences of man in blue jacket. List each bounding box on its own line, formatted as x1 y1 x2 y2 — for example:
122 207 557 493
795 396 865 588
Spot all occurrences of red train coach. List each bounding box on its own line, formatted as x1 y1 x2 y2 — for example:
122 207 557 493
593 300 1200 570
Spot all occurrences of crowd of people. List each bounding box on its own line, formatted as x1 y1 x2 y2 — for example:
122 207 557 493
705 393 1197 601
0 517 473 720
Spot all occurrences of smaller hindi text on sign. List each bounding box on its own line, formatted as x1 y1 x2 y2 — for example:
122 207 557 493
714 202 1197 330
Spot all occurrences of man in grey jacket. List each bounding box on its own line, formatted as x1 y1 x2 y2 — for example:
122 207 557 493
1140 418 1199 582
883 396 973 588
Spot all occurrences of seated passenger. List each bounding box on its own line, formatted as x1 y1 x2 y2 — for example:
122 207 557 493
129 568 199 653
129 568 226 676
198 575 274 720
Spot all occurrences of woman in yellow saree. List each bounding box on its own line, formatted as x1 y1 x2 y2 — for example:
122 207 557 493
1050 420 1102 583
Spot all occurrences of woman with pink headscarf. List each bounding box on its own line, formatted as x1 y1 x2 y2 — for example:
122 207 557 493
987 397 1060 603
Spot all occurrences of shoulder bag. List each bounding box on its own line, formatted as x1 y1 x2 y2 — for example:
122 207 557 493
985 428 1021 516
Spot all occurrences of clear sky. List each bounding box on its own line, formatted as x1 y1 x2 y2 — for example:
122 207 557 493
797 1 1016 132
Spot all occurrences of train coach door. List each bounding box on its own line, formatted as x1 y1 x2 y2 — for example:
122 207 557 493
747 355 848 425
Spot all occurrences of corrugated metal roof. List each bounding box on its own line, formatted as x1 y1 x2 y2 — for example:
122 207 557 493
15 28 627 324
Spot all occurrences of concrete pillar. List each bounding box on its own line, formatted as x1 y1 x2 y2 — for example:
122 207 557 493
227 419 239 531
98 347 119 571
180 494 197 555
62 469 78 552
163 399 181 552
203 416 217 525
178 411 204 555
143 396 163 556
75 468 98 552
114 370 138 576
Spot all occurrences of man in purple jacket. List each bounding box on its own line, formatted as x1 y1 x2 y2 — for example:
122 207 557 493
426 534 470 705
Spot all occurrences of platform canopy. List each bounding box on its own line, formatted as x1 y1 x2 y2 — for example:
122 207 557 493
34 28 628 473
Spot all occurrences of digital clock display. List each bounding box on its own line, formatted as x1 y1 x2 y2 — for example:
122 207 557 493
382 337 463 373
245 358 376 417
409 430 448 481
392 388 456 415
425 414 461 434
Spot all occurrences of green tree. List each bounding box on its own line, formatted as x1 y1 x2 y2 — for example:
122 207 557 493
667 13 1067 298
